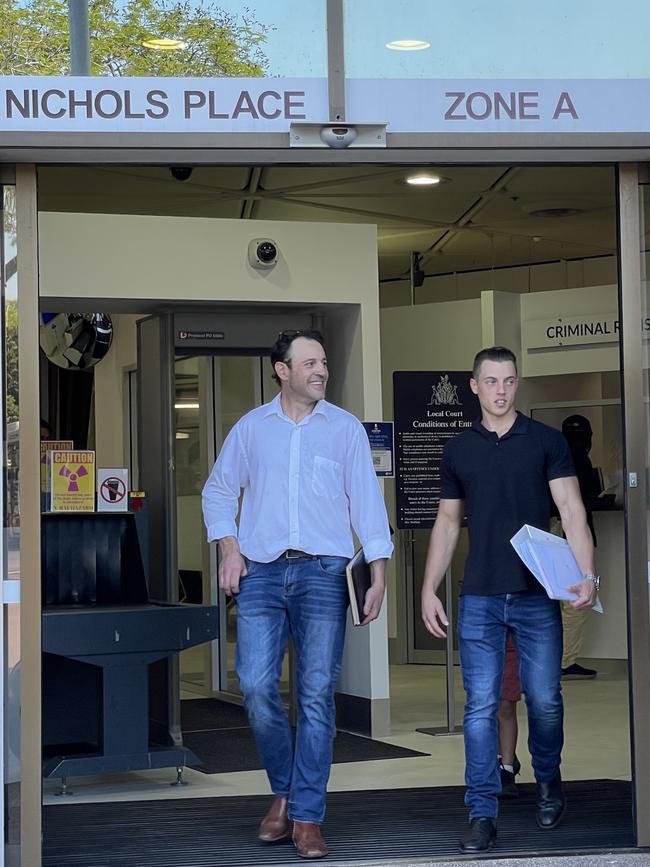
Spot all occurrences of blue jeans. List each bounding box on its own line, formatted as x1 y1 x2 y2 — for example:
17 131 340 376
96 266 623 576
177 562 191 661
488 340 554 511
458 592 564 821
235 554 349 824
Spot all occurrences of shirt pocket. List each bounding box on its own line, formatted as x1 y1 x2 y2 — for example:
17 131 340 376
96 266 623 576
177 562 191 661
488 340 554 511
312 455 344 499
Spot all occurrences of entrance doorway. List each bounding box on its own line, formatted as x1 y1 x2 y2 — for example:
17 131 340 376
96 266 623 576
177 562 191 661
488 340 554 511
173 353 281 700
34 160 637 863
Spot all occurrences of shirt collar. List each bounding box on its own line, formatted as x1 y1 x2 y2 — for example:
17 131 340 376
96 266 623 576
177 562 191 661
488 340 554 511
472 410 529 440
263 392 330 422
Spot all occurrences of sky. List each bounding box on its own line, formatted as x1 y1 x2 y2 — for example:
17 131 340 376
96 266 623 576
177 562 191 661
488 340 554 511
216 0 650 80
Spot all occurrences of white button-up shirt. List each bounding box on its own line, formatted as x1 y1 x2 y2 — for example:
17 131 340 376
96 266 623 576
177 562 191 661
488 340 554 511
202 394 393 564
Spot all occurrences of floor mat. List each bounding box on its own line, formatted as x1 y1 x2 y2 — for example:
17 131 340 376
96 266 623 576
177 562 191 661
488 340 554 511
43 780 636 867
181 698 248 732
181 698 428 772
185 727 427 774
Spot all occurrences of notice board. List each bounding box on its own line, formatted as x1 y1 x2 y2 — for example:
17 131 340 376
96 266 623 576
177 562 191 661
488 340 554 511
393 371 479 530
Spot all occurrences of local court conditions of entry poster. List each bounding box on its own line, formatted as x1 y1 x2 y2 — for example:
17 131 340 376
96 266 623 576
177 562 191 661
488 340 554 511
393 371 479 530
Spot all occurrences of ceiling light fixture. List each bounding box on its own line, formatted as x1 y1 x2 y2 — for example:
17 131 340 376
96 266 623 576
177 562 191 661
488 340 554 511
174 402 199 410
520 200 586 219
386 39 431 51
142 37 188 51
405 173 441 187
175 431 190 440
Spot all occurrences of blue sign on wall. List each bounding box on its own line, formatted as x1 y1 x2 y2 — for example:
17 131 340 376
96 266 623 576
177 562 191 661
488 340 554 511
362 421 394 477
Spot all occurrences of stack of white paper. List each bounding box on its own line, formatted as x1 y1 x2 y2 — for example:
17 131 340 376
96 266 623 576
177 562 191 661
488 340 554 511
510 524 603 614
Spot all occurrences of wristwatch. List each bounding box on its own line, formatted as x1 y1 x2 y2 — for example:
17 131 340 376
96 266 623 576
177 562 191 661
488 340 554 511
584 573 601 591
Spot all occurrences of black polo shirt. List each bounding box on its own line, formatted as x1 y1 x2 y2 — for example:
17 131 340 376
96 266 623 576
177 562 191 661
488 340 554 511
440 411 575 595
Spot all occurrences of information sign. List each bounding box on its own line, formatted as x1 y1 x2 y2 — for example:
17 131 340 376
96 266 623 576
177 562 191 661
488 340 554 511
362 421 394 477
393 371 479 529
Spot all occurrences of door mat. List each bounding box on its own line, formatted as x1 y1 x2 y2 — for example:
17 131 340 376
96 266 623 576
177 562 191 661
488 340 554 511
43 779 636 867
181 698 428 773
185 727 427 774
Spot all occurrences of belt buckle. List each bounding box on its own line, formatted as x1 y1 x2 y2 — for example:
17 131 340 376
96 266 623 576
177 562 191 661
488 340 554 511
285 549 302 559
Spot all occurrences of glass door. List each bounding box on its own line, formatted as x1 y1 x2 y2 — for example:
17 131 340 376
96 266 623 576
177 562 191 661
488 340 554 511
176 354 281 701
2 183 21 867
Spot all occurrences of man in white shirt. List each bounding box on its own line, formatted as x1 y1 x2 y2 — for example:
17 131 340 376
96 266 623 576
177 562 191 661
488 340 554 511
202 329 393 860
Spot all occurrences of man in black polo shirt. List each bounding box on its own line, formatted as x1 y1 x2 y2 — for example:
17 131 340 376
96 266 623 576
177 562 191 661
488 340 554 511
421 346 598 853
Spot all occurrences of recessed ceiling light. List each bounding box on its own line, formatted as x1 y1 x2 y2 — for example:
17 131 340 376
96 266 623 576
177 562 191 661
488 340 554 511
175 431 190 440
520 200 586 219
175 401 199 410
142 37 188 51
405 173 442 187
386 39 431 51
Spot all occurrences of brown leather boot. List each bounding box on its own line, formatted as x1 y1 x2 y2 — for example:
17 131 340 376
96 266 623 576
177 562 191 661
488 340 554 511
258 795 290 843
292 821 328 859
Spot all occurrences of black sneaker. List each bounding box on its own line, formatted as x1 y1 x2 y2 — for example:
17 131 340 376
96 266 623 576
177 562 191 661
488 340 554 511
561 663 597 680
499 753 521 799
499 765 518 799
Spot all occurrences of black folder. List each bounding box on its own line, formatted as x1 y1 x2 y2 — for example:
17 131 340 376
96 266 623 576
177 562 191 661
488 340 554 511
346 547 371 627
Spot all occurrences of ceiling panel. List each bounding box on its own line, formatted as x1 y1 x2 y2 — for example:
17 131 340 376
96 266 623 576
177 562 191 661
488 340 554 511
36 163 617 284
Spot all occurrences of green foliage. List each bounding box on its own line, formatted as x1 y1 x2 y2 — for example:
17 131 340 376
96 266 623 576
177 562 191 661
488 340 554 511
4 301 19 423
0 0 270 76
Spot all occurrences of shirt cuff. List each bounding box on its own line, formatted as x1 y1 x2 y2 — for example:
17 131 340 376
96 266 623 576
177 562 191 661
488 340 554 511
362 536 394 563
206 521 238 543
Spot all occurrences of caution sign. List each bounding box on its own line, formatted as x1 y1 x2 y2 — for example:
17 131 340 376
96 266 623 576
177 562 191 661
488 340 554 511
41 440 73 493
97 468 129 512
50 451 95 512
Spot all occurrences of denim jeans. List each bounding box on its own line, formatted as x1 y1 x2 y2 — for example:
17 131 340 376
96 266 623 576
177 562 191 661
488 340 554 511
235 554 349 824
458 592 564 821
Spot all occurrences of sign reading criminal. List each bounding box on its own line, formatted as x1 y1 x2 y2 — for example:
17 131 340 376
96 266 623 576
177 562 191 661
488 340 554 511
394 371 479 530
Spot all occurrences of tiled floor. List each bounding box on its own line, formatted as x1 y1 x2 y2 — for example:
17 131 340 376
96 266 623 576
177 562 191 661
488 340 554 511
43 658 630 805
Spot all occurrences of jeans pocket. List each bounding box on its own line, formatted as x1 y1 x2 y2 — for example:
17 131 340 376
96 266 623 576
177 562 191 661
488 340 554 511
457 595 489 640
317 555 348 577
243 557 259 576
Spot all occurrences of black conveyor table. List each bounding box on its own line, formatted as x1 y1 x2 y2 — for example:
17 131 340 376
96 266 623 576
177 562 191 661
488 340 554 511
41 511 218 785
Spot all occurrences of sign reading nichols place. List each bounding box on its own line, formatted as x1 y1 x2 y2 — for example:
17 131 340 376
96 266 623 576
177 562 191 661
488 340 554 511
394 371 479 530
3 76 650 134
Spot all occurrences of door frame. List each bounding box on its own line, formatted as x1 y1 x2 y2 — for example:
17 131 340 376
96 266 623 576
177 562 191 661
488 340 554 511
9 156 650 866
617 163 650 847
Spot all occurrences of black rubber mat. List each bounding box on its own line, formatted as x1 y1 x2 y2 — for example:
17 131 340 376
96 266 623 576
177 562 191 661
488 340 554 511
181 698 428 772
185 727 427 774
43 779 635 867
181 698 248 732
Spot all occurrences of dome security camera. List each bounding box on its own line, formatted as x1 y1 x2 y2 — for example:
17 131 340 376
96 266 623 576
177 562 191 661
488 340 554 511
248 238 279 269
169 166 193 182
319 125 358 148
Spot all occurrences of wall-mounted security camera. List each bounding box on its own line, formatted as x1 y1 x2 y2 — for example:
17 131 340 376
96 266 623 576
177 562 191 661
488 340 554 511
319 125 358 149
248 238 279 269
169 166 193 182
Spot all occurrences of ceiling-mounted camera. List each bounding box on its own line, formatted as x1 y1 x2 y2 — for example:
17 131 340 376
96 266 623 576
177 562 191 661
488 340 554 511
248 238 279 269
319 125 358 149
169 166 193 182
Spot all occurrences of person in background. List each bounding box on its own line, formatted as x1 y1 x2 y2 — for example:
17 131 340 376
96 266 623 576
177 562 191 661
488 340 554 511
40 419 53 440
497 634 522 798
421 346 598 854
558 414 602 680
202 329 393 860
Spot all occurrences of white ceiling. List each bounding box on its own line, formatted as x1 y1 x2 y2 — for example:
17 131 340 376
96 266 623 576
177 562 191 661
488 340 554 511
37 163 617 283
